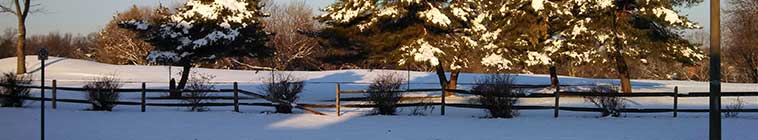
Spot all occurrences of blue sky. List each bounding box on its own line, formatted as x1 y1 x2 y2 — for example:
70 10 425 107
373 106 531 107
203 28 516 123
0 0 725 35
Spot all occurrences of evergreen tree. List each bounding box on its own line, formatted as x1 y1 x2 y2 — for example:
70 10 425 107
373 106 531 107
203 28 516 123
454 0 575 88
560 0 705 92
318 0 473 95
473 0 705 92
120 0 272 94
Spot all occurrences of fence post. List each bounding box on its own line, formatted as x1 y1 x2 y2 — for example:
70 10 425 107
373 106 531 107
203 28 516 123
554 85 560 118
234 82 239 112
673 86 678 118
141 82 146 112
441 88 446 116
336 83 341 117
52 80 57 109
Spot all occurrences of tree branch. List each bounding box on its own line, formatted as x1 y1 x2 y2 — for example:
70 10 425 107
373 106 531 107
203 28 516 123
0 4 13 14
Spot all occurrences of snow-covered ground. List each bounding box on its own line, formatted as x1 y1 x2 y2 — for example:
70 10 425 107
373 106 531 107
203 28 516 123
1 56 758 140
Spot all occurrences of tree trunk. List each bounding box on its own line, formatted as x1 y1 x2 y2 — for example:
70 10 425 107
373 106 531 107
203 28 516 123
613 10 632 93
446 70 460 96
15 14 26 74
175 63 191 96
550 66 560 88
434 61 458 96
614 45 632 93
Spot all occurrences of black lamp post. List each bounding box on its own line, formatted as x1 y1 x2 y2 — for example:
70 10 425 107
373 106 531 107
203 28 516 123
37 48 48 140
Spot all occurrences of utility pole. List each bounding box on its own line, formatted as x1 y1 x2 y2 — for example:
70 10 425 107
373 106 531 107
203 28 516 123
709 0 722 140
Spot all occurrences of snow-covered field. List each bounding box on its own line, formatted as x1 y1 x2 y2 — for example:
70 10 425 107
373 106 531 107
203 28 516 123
2 56 758 140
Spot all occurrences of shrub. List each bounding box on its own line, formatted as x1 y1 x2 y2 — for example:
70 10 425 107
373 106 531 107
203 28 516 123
0 72 32 107
471 74 520 118
584 86 626 117
262 74 304 113
366 73 404 115
83 76 122 111
182 72 215 112
409 98 435 116
725 97 744 118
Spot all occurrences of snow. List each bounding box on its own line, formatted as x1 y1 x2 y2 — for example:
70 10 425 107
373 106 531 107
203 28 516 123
481 54 512 70
418 4 451 27
319 0 374 23
652 7 684 25
597 0 614 9
3 56 758 140
3 108 758 140
179 0 255 24
146 51 180 63
531 0 545 11
377 6 400 18
402 39 444 66
525 51 552 66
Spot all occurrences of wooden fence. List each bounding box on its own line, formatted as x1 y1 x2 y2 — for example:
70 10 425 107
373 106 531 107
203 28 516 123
0 80 326 115
336 84 758 117
3 80 758 117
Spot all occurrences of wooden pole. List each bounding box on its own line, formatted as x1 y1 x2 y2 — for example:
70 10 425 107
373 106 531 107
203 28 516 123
51 80 56 109
674 86 678 118
709 0 722 139
554 85 560 118
336 83 341 117
234 82 239 112
141 82 146 112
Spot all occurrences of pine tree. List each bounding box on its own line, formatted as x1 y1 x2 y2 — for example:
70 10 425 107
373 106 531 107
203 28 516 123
456 0 575 88
318 0 473 95
560 0 705 92
120 0 272 94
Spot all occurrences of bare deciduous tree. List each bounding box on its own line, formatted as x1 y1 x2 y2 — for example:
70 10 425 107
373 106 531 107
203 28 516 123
1 0 40 74
725 0 758 83
94 5 157 65
264 0 321 70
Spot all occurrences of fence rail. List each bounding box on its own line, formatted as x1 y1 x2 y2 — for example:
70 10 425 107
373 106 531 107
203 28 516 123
3 81 758 117
335 84 758 117
0 81 327 115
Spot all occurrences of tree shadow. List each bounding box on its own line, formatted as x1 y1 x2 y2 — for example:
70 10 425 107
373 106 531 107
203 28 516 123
27 57 66 74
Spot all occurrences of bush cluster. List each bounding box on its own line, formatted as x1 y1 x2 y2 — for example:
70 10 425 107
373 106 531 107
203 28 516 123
471 74 520 118
366 73 404 115
0 72 32 107
83 76 122 111
183 72 216 112
263 74 304 113
584 86 626 117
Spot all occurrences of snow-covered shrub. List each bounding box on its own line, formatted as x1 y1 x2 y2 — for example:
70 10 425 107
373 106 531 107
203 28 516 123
262 74 304 113
366 73 404 115
471 74 520 118
0 72 31 107
83 76 122 111
584 86 625 117
725 97 744 118
183 72 216 112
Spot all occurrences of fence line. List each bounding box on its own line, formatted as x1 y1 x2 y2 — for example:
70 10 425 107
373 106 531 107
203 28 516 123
336 84 758 117
3 81 758 117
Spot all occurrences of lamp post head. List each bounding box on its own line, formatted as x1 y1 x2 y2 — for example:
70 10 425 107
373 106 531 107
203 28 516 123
37 48 48 61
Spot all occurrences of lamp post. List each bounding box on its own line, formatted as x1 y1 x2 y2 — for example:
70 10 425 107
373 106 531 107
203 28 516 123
37 48 48 140
709 0 722 139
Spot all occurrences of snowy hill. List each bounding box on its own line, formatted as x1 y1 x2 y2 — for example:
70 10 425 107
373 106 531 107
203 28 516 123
1 56 758 140
1 56 756 93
